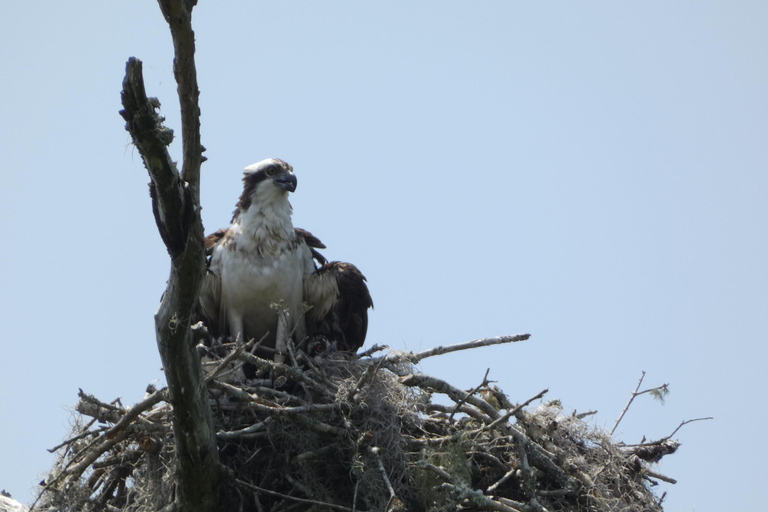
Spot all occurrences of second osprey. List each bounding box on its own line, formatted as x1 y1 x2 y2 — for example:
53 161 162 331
198 158 372 357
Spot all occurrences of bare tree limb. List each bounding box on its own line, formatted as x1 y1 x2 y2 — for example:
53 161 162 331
487 466 516 495
368 447 398 507
394 334 531 363
119 1 227 510
449 368 492 422
157 0 205 193
610 371 646 437
104 387 167 439
61 429 131 489
610 371 670 437
47 426 108 454
643 469 677 484
400 373 499 421
482 388 549 432
661 416 713 441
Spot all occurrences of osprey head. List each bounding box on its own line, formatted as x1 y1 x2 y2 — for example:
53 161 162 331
235 158 297 215
243 158 297 193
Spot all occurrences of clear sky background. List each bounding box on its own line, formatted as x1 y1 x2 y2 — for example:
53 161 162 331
1 2 766 510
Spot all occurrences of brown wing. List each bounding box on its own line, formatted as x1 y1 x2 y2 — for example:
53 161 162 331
295 227 328 266
205 228 228 260
198 228 228 335
307 261 373 353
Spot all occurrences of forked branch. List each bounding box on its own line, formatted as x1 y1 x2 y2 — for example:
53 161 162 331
119 1 225 510
610 371 670 436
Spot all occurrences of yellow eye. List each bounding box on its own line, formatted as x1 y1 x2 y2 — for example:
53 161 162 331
266 167 277 176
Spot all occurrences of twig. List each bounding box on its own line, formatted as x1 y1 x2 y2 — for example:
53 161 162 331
245 401 338 417
529 496 551 512
611 371 670 436
204 336 260 384
420 463 523 512
495 497 527 511
240 352 337 398
347 357 387 402
235 478 359 512
510 443 553 512
78 389 123 412
217 417 272 440
390 334 530 363
61 428 131 487
92 450 143 469
289 412 349 437
469 450 508 471
609 371 670 436
213 380 338 417
39 388 167 500
244 385 306 405
661 416 713 441
427 403 490 422
449 368 492 422
48 426 109 453
295 445 334 462
400 373 499 422
421 462 453 481
620 416 711 462
212 378 347 437
352 479 360 512
504 424 578 491
369 447 397 507
482 389 549 433
610 371 646 436
643 468 677 484
355 344 389 359
103 387 167 439
487 466 516 494
211 380 268 403
283 474 317 504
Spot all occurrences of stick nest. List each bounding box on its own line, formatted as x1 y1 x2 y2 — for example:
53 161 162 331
33 335 677 512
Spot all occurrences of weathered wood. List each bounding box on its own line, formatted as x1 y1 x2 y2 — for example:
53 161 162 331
119 1 227 509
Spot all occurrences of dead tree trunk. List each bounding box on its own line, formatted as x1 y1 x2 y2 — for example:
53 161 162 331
119 1 229 510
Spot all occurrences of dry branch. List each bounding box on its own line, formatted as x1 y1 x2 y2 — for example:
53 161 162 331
385 334 531 364
661 416 713 441
643 469 677 485
482 388 549 432
400 373 499 420
611 371 670 436
118 0 226 509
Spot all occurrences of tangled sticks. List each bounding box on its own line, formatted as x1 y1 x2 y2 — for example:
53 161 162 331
34 334 679 512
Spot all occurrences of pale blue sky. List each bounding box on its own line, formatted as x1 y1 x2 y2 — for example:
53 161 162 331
1 2 766 510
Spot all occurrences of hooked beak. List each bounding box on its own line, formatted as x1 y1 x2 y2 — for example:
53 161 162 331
274 173 297 193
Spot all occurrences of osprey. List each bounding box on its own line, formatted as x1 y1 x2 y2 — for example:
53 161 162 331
198 158 372 359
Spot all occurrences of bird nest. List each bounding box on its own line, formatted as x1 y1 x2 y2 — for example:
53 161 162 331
32 335 677 512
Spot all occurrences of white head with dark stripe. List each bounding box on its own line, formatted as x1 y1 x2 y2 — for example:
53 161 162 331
234 158 297 215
